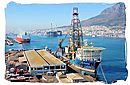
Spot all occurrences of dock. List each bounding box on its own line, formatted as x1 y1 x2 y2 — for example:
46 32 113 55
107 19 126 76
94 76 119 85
5 49 97 83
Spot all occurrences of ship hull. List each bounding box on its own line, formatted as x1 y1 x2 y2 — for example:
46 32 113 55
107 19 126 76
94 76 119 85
69 60 101 78
16 37 30 43
47 31 62 37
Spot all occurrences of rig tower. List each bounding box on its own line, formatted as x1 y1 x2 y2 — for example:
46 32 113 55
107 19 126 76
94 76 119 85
69 7 83 59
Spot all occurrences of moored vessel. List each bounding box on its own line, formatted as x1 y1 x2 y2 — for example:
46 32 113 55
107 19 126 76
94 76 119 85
16 32 30 44
55 7 105 78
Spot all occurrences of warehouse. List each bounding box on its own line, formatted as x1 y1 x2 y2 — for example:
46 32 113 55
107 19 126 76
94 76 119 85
24 50 66 76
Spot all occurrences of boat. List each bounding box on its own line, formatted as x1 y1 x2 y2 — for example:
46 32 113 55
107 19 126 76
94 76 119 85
16 32 30 44
47 31 62 37
47 31 58 37
46 23 62 37
66 8 105 78
55 7 105 78
68 46 104 77
92 35 96 37
5 37 15 46
5 39 14 46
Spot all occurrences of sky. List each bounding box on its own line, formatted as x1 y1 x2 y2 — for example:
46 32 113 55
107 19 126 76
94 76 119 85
5 1 115 33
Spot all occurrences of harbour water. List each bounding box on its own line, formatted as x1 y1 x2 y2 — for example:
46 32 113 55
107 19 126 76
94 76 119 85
5 35 128 83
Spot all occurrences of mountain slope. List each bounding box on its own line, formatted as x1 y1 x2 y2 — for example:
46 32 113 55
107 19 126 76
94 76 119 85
81 2 126 26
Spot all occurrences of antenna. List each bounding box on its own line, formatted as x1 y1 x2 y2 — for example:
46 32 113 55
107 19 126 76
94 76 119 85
51 23 52 31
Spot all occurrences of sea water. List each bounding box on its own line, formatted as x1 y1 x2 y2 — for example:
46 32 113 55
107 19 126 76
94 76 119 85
5 35 128 83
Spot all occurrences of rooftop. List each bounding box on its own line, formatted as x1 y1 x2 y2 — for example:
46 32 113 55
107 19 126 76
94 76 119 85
56 72 71 83
19 56 27 63
24 50 49 67
66 73 84 80
24 50 65 67
37 50 65 65
59 78 71 83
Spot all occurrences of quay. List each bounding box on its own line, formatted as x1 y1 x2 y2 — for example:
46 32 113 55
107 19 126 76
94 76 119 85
5 49 96 83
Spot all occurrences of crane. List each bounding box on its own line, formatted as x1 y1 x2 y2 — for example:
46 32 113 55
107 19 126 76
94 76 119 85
55 34 67 57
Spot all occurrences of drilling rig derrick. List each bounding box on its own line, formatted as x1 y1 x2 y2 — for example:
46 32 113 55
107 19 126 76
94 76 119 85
69 7 83 59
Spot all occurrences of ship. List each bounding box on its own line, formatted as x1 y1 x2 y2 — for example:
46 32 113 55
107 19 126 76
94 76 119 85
68 46 104 77
16 32 31 44
55 7 105 78
5 39 14 46
46 23 62 37
47 31 62 37
5 37 14 46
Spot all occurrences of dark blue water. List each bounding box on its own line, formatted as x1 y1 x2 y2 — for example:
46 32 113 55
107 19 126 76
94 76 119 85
5 35 128 83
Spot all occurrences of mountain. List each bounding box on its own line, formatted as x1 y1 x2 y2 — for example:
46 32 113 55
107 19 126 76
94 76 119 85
81 2 126 27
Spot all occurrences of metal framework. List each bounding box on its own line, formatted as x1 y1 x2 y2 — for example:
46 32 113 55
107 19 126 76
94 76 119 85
69 7 83 58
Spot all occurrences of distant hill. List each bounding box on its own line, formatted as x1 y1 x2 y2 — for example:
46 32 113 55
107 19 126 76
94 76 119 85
81 2 126 27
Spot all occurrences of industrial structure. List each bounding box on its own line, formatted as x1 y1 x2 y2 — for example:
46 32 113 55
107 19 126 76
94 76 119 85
46 23 62 37
5 7 105 83
67 7 104 77
69 7 83 59
24 50 66 76
54 7 104 78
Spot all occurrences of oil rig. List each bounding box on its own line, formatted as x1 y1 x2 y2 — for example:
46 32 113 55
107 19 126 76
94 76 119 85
56 7 105 78
46 23 62 37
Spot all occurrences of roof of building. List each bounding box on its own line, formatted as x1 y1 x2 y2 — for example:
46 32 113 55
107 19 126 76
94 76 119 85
66 73 84 80
59 78 71 83
56 72 71 83
24 50 49 67
37 50 65 65
19 56 27 63
56 72 62 77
